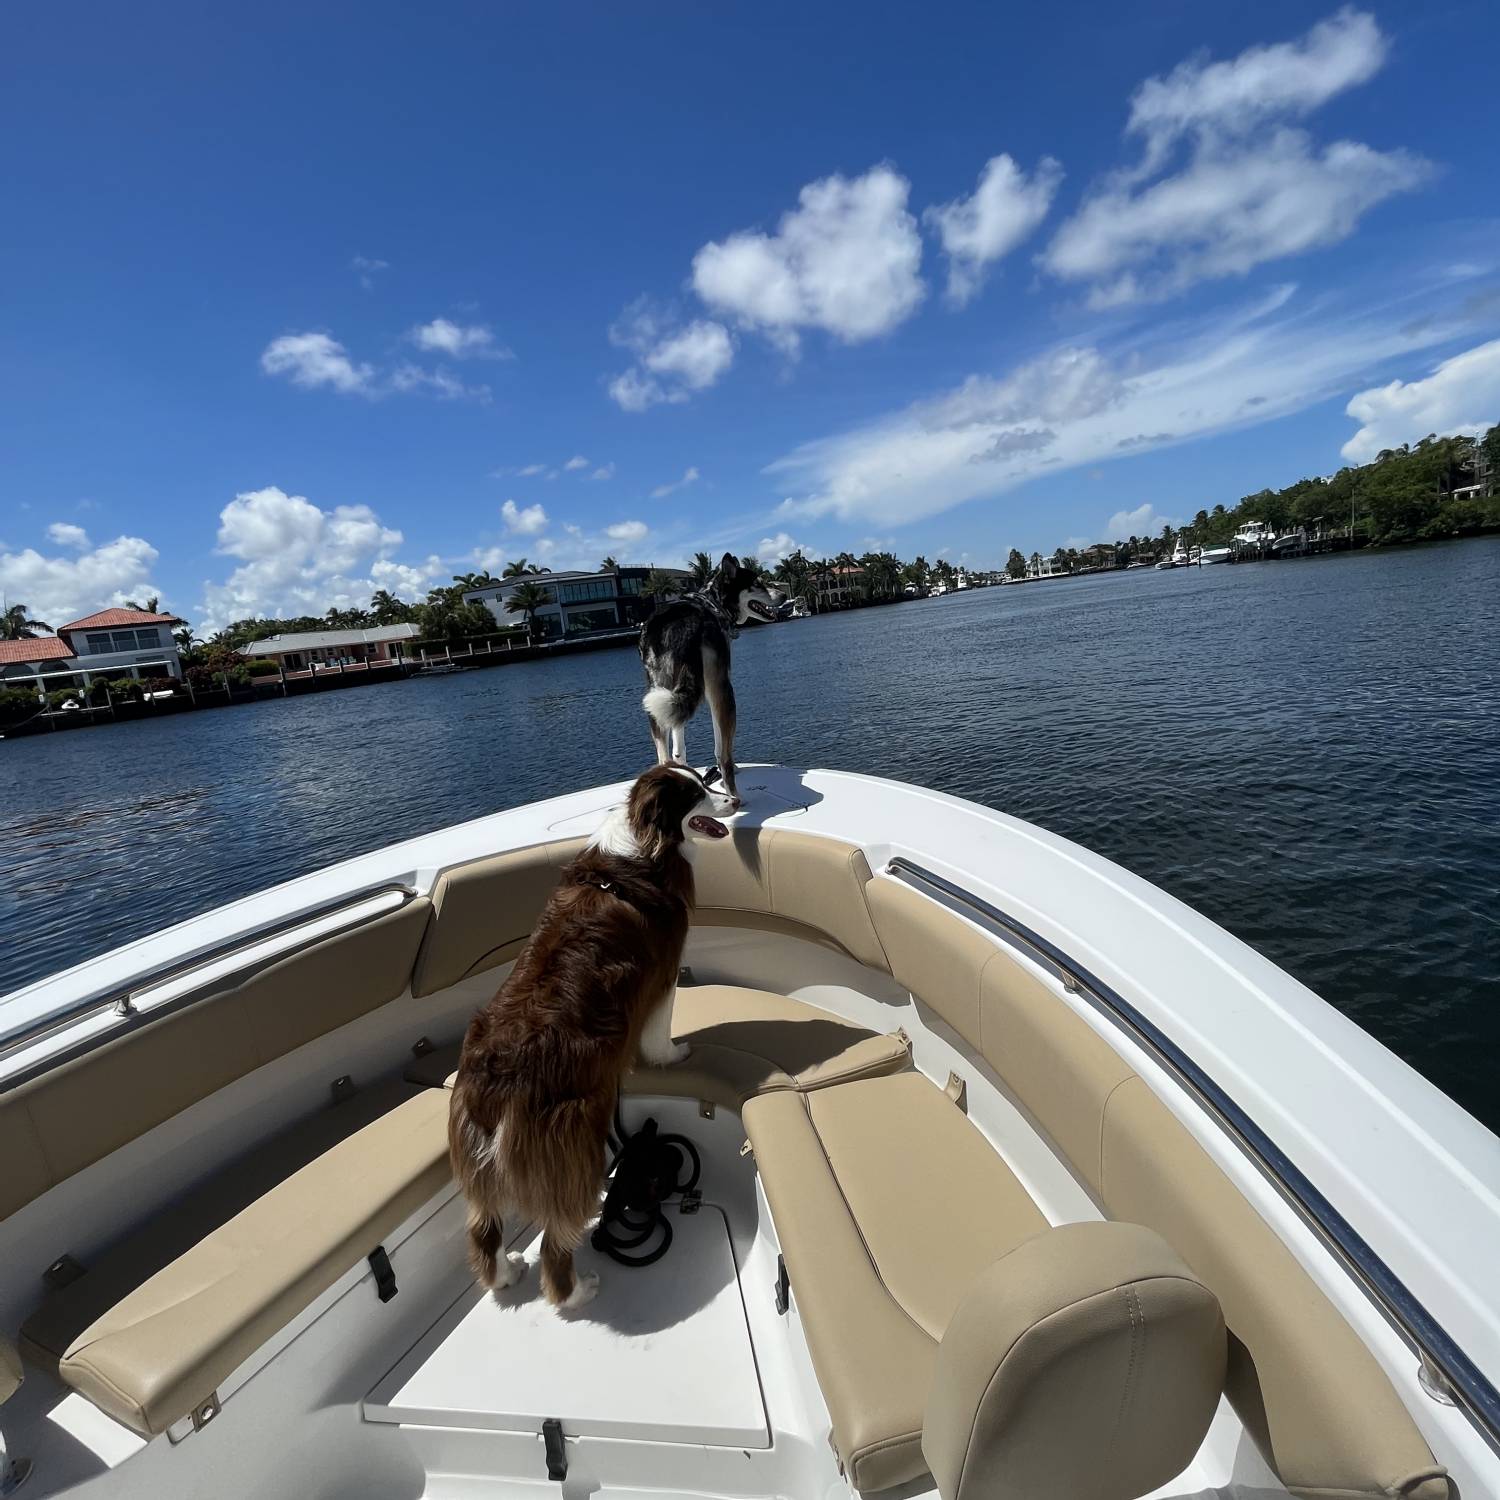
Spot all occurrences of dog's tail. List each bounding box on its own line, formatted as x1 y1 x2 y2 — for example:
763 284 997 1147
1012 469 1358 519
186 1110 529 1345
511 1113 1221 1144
643 681 696 729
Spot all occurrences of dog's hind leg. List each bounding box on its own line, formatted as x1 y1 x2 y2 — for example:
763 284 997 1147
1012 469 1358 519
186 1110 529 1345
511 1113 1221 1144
466 1203 527 1291
540 1222 598 1309
702 643 740 804
670 723 686 764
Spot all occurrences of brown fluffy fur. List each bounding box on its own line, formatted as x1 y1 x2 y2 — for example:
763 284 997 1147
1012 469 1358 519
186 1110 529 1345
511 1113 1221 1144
448 764 723 1306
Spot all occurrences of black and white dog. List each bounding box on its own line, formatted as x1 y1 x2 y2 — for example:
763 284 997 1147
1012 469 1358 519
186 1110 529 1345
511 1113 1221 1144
639 553 776 804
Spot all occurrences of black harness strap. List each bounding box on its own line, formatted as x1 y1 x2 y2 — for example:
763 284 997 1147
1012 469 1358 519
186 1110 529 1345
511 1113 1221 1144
592 1110 702 1267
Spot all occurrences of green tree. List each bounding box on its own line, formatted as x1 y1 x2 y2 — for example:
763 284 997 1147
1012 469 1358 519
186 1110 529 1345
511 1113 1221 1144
1004 548 1026 580
2 603 53 639
642 570 683 600
124 595 161 613
688 551 714 589
502 558 550 577
599 556 619 572
369 589 412 625
504 581 550 638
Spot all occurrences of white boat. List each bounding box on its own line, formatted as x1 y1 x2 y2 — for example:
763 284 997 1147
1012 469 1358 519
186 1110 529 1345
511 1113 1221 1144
1233 520 1275 550
2 765 1496 1500
1198 545 1232 565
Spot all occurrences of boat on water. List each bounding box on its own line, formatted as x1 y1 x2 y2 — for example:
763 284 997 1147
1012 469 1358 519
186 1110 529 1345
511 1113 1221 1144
2 764 1496 1500
1197 545 1232 564
1234 520 1276 552
1155 540 1189 570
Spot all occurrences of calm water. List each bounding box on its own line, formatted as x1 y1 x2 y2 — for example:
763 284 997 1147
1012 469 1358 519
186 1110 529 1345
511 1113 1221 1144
4 539 1498 1130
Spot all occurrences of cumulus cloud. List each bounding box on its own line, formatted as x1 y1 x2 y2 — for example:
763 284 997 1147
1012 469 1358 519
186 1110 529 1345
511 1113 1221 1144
926 154 1063 305
261 332 376 395
1341 339 1500 462
1104 502 1179 539
563 455 590 471
606 520 649 543
516 463 551 478
0 534 162 630
591 464 615 481
692 165 924 351
1042 10 1427 305
608 303 735 411
651 466 701 500
197 485 434 632
47 522 91 549
755 532 803 565
408 317 511 359
501 499 549 535
769 286 1480 529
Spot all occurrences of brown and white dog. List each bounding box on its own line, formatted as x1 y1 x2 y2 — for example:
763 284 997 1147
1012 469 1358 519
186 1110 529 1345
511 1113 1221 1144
448 763 737 1309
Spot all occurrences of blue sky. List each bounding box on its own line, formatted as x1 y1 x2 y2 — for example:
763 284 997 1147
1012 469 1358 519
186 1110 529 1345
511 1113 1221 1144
3 1 1498 632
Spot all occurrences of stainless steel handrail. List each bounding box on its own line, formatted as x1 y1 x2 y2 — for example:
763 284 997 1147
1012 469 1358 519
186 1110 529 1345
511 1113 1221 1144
887 856 1500 1451
0 880 420 1071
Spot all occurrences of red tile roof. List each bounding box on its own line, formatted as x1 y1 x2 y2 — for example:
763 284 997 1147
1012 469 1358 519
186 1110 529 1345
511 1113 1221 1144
0 636 75 665
59 608 184 631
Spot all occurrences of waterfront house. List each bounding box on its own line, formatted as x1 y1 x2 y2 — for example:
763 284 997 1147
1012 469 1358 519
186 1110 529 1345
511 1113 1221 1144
813 565 867 609
463 567 689 641
241 623 421 675
1025 553 1063 580
0 607 185 696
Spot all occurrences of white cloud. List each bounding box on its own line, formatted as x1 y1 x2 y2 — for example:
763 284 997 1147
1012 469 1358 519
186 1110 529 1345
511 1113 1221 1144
352 255 389 290
262 330 490 401
1042 10 1426 305
196 485 429 632
516 463 550 478
608 302 735 411
47 522 91 549
644 321 734 388
408 317 510 360
692 165 924 350
1341 339 1500 462
651 466 701 500
591 464 615 481
756 532 803 565
925 154 1063 306
388 363 492 402
1103 503 1178 539
769 286 1483 530
501 499 549 535
260 332 376 395
606 520 649 543
0 534 162 630
563 455 590 471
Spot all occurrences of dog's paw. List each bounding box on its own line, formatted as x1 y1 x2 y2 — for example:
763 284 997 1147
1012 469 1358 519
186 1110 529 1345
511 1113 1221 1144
492 1251 527 1290
562 1269 600 1310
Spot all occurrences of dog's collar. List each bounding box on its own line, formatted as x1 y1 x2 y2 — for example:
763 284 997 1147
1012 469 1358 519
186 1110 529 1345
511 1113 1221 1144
580 876 616 893
687 588 739 639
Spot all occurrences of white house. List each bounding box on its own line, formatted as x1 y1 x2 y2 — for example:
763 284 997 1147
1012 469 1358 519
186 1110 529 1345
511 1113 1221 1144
0 608 185 696
240 623 420 674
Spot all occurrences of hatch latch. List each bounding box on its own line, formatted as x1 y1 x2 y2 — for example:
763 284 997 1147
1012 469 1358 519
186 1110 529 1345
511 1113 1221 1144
774 1254 790 1315
542 1417 568 1481
368 1245 398 1303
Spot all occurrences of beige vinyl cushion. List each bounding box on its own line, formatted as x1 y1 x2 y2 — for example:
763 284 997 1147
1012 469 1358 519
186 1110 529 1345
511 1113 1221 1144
22 1082 450 1436
0 900 431 1223
693 829 891 971
409 842 571 997
864 877 995 1048
923 1222 1225 1500
746 1071 1048 1491
1101 1078 1449 1500
0 1334 21 1405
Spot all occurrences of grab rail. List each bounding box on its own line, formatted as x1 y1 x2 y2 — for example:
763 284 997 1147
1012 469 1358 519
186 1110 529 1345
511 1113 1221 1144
0 880 420 1079
887 856 1500 1452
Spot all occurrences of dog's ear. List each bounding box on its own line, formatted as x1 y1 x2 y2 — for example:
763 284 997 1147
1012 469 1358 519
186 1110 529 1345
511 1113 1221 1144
718 551 737 576
627 766 689 860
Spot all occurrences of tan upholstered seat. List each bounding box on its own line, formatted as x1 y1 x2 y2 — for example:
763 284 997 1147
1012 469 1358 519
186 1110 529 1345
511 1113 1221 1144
744 1071 1050 1492
21 1081 450 1437
405 984 911 1108
0 1335 20 1406
0 901 432 1224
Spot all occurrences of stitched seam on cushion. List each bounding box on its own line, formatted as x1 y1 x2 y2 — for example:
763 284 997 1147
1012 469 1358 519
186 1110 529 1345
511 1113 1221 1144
1108 1284 1142 1461
61 1352 151 1429
849 1427 925 1483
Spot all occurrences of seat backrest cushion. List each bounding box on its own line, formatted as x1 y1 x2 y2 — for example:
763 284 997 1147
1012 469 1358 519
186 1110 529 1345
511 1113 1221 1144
1101 1077 1448 1500
864 877 993 1048
923 1221 1225 1500
0 899 430 1222
691 829 890 971
0 1333 20 1405
409 842 573 997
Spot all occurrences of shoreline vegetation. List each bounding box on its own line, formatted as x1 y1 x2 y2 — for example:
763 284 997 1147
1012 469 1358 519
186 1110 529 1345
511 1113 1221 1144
3 427 1495 740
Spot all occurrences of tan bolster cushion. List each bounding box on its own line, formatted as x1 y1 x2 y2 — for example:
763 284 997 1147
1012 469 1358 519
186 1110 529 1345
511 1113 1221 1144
746 1072 1050 1491
1101 1078 1449 1500
923 1221 1225 1500
0 1334 20 1405
23 1083 451 1436
0 900 431 1224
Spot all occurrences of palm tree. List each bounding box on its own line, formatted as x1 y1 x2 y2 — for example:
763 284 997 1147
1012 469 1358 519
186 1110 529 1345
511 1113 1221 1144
369 589 411 625
502 558 551 577
599 556 619 572
688 551 714 589
124 595 161 613
173 623 198 653
2 603 52 640
504 581 550 639
642 569 683 600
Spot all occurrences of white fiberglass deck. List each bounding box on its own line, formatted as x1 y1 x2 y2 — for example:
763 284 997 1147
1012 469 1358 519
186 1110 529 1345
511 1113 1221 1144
365 1207 769 1448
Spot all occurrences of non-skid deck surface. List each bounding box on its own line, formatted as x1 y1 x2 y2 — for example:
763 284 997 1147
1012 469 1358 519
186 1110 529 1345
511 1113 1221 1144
365 1206 769 1446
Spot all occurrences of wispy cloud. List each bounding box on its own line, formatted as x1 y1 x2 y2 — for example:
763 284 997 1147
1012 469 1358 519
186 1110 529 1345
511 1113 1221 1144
261 329 491 402
651 466 701 499
352 254 390 290
608 300 735 411
408 317 513 360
